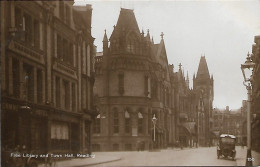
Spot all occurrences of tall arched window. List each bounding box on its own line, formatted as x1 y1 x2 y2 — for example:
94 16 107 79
138 112 143 134
93 114 100 134
125 110 131 133
113 108 119 133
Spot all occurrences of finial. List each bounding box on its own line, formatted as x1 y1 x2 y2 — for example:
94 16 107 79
160 32 164 39
141 29 144 36
104 29 107 34
113 25 115 29
147 29 150 34
179 63 182 70
152 36 154 43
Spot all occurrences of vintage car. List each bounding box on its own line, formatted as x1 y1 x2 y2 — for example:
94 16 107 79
217 134 236 160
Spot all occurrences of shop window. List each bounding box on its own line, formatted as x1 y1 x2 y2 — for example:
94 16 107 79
125 111 131 133
125 144 132 151
138 112 143 134
92 144 100 152
113 144 119 151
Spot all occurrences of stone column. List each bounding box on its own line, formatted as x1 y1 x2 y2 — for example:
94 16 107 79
78 45 82 111
52 75 56 106
46 24 52 103
8 57 13 95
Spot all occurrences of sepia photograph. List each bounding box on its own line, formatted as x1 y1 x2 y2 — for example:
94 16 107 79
1 0 260 166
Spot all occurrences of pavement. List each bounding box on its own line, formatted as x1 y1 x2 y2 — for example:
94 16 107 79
236 147 260 166
37 147 260 167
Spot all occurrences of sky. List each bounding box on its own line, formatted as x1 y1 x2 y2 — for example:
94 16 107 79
75 0 260 110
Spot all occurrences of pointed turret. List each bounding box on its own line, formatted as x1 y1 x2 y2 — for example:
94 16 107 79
146 29 150 41
186 72 189 88
103 29 109 55
196 56 210 80
110 8 140 41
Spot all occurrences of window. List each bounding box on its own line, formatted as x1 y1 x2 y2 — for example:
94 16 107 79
118 73 124 95
125 111 131 133
59 1 64 20
12 59 19 98
57 35 63 60
113 109 119 133
93 114 101 134
63 80 70 110
33 19 40 48
72 83 76 111
56 77 60 107
144 76 149 96
37 69 43 103
138 112 143 134
15 7 22 32
24 13 32 44
65 5 71 26
23 64 33 102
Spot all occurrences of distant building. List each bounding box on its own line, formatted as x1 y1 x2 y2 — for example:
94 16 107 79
212 106 245 145
1 1 95 154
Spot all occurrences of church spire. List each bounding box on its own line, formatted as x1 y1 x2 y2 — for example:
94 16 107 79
196 56 210 80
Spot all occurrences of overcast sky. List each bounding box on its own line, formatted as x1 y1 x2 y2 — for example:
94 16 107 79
75 0 260 110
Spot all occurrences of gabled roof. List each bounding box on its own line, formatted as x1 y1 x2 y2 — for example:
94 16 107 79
110 8 140 40
196 56 210 79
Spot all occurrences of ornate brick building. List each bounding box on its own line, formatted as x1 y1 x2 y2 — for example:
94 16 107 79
92 8 214 151
1 1 95 155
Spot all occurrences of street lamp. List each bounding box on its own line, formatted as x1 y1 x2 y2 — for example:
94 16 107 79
152 114 157 142
241 52 255 166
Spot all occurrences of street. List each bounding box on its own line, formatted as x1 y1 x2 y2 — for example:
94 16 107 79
88 146 247 166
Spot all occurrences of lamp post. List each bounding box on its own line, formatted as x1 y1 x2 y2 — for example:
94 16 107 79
241 52 255 166
152 114 157 142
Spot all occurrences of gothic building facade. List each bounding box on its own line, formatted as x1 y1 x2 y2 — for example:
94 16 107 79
1 1 95 155
92 8 214 151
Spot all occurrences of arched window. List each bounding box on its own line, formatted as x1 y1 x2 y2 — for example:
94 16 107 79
113 108 119 133
126 33 138 54
138 111 143 134
93 113 101 134
125 110 131 133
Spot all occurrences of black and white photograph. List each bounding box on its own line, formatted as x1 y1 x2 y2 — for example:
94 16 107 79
1 0 260 166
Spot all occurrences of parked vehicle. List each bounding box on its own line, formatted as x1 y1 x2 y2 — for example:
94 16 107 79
217 134 236 160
